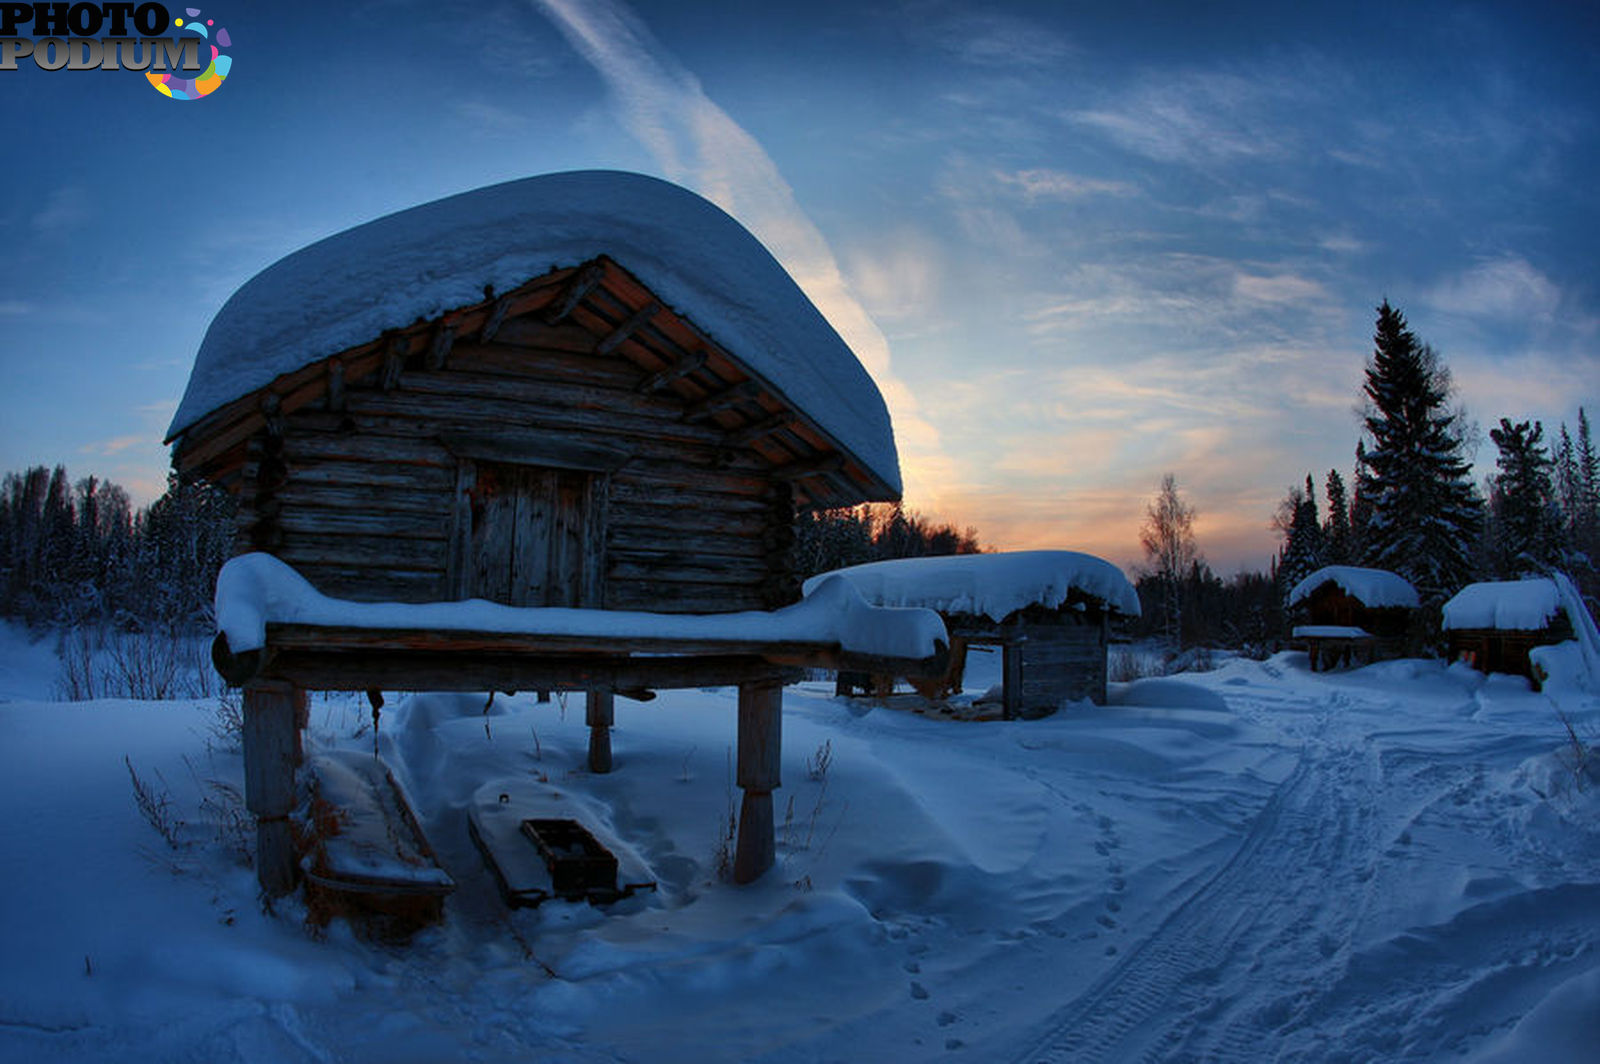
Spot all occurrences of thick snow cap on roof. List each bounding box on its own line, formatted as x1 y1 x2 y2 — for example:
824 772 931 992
1287 566 1420 610
167 170 900 494
801 550 1140 622
1442 578 1563 632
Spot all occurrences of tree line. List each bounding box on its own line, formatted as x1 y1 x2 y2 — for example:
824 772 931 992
0 467 234 631
1139 300 1600 649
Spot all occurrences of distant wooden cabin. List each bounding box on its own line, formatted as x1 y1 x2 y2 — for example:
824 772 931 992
1443 578 1574 684
1286 566 1419 670
806 551 1140 718
167 171 943 896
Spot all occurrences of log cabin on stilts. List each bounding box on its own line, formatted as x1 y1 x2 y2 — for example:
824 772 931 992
166 171 946 909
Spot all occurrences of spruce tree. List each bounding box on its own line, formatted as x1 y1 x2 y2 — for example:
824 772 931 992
1357 301 1481 601
1324 469 1351 565
1487 418 1559 576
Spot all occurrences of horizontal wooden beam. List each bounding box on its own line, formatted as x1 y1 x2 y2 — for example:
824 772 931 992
259 650 801 693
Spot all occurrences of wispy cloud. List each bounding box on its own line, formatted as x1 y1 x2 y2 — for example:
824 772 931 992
995 168 1136 202
1425 254 1562 321
917 7 1076 68
32 186 90 233
530 0 956 506
1067 71 1298 167
78 434 146 457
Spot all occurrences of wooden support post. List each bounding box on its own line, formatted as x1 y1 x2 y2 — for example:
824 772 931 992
636 348 707 394
1002 642 1022 721
586 688 615 774
734 681 782 884
595 300 661 356
243 679 301 897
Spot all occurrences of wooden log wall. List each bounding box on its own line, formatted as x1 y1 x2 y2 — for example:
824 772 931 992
1016 622 1108 715
231 337 796 613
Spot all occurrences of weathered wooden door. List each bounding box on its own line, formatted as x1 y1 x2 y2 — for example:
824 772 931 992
451 461 605 607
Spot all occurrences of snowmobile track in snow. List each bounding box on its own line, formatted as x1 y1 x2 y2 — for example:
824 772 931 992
1011 741 1383 1064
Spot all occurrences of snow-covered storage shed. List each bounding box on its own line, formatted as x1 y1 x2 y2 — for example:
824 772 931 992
1286 565 1419 670
1442 578 1575 683
804 550 1139 716
168 170 902 613
169 172 946 897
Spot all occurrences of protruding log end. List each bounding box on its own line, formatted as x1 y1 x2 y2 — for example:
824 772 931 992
211 632 263 687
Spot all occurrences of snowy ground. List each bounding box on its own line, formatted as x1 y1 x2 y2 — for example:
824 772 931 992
1 624 1596 1062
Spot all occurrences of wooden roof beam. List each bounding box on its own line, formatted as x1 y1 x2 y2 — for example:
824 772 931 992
544 261 607 324
595 300 661 356
683 380 760 421
771 453 844 481
725 412 793 448
636 349 707 394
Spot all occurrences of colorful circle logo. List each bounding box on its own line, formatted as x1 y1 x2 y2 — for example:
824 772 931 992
147 8 231 101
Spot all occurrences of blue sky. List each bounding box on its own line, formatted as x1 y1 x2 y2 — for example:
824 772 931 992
2 0 1596 574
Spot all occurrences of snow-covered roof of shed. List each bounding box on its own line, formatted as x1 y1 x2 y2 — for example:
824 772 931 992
166 170 900 494
1441 578 1563 632
1287 566 1420 610
801 550 1140 622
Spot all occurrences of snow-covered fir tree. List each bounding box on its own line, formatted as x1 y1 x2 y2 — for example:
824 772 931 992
1274 474 1324 607
1486 418 1559 577
1323 468 1351 565
1356 301 1481 601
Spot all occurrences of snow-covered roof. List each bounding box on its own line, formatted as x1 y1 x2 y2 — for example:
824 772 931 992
800 550 1140 622
1287 566 1420 610
216 553 944 663
167 170 900 494
1441 578 1563 632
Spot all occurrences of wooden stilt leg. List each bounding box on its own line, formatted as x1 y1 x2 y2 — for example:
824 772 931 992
243 679 300 897
734 681 782 884
586 688 614 774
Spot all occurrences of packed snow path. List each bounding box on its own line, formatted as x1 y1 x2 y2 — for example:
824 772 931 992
1011 665 1599 1064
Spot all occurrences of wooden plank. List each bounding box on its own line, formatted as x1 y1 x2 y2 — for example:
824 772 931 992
606 559 768 587
449 337 642 383
426 322 457 371
606 505 768 538
726 412 792 448
278 533 447 570
441 430 632 474
289 565 446 602
261 649 798 693
278 458 455 493
271 507 448 539
274 480 448 515
281 432 455 468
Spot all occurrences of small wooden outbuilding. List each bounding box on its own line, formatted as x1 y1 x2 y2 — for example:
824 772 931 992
1442 578 1574 684
804 550 1139 717
1286 565 1419 670
167 171 945 896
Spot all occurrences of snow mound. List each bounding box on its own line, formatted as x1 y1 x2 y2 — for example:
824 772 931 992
801 550 1139 621
1442 578 1562 631
1287 566 1419 609
166 170 900 494
215 552 945 662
